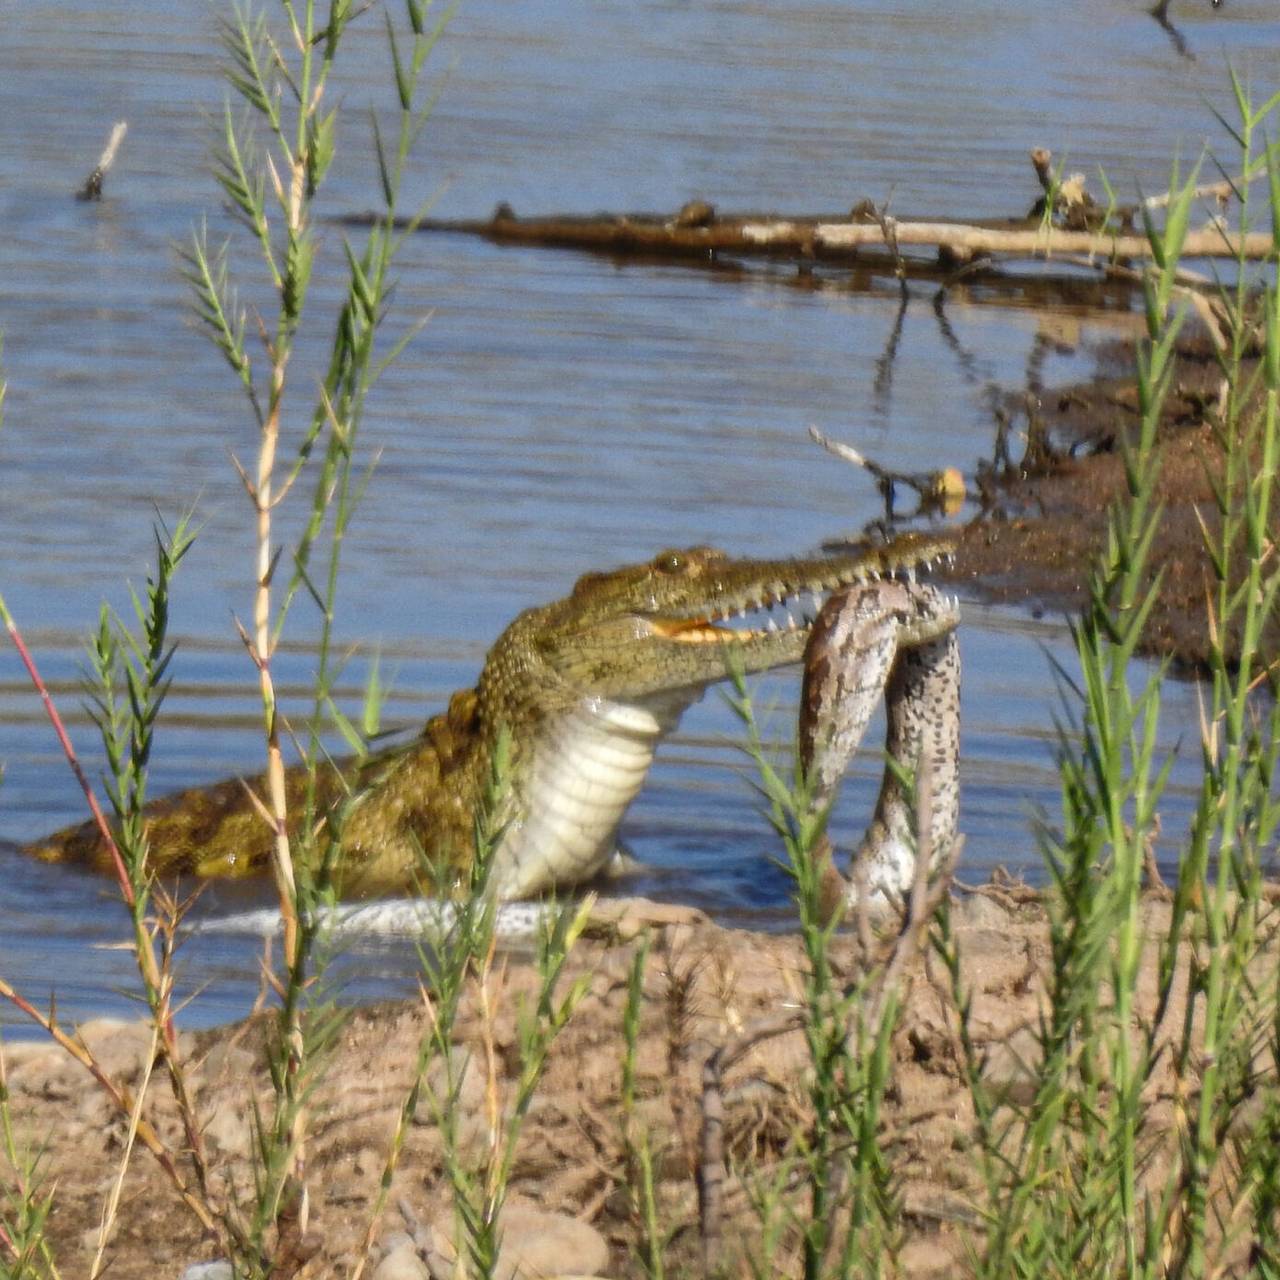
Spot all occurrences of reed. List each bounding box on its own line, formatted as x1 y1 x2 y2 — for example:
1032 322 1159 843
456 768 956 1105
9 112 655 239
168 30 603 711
952 81 1280 1280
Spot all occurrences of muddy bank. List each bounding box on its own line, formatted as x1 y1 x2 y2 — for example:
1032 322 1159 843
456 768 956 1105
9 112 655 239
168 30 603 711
0 891 1238 1279
944 338 1273 672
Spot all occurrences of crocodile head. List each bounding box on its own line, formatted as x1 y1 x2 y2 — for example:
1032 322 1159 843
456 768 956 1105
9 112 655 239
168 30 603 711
488 531 957 707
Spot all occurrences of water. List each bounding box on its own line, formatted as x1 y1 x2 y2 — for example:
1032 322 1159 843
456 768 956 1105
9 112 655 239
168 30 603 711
0 0 1266 1029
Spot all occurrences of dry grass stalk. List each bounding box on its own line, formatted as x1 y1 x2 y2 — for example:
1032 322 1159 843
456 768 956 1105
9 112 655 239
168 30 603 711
89 1022 160 1279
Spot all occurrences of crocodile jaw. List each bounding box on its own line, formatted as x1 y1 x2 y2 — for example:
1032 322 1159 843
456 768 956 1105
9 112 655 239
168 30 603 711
490 688 699 897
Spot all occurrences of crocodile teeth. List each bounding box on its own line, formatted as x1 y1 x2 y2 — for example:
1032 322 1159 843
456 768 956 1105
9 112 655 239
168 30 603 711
765 617 779 632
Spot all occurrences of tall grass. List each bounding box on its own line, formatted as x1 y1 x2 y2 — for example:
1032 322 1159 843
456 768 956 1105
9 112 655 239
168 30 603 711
947 83 1280 1280
709 678 954 1280
181 2 453 1268
687 79 1280 1280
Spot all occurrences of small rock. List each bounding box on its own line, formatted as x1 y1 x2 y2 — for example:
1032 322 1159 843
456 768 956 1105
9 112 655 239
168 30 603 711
583 896 708 941
0 1038 62 1072
373 1242 429 1280
496 1204 609 1280
179 1263 234 1280
672 198 716 228
193 1040 257 1085
202 1102 253 1159
952 891 1018 929
421 1224 457 1280
76 1016 154 1079
413 1053 491 1159
81 1223 107 1254
432 1198 609 1280
899 1237 957 1278
980 1024 1042 1103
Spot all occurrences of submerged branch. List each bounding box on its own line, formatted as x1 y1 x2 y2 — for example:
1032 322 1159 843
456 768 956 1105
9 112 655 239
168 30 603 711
351 203 1274 274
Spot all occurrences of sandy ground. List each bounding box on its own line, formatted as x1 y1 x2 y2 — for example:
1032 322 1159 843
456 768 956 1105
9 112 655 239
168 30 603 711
4 883 1248 1280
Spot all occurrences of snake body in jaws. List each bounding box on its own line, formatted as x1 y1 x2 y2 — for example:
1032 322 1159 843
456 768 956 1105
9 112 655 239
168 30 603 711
799 575 961 906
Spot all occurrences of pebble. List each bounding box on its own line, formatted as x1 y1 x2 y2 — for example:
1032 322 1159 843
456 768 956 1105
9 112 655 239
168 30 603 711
413 1053 493 1159
899 1238 957 1277
178 1263 233 1280
373 1242 430 1280
496 1203 610 1280
0 1039 63 1072
426 1197 609 1280
194 1040 257 1085
201 1102 253 1158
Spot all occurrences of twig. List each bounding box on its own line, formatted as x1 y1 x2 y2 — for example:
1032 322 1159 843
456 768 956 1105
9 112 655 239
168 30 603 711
865 197 908 296
0 594 134 901
0 597 229 1243
809 425 965 516
791 219 1273 261
698 1008 806 1272
1143 175 1236 212
90 1023 160 1279
0 972 216 1233
1056 253 1232 360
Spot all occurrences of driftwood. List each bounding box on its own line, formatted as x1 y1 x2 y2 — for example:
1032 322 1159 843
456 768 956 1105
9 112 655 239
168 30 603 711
345 200 1272 278
76 122 127 202
412 206 1270 265
341 146 1272 297
810 218 1270 262
809 426 966 520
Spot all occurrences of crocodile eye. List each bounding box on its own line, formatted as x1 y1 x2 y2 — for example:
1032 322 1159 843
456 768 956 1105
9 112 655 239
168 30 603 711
653 549 687 575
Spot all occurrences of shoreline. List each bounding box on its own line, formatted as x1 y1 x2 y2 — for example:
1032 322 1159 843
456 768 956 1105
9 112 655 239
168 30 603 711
5 886 1261 1279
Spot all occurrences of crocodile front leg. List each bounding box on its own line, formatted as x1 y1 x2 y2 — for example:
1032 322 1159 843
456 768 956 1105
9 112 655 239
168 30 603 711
799 578 961 904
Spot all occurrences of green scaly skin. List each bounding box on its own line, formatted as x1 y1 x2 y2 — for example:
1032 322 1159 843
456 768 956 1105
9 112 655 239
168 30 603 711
25 533 955 900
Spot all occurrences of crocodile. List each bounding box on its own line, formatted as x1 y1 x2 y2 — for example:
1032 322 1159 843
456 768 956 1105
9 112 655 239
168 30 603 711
25 534 958 901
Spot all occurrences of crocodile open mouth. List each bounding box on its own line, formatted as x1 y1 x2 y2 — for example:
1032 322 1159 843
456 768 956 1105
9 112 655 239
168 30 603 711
645 548 956 645
648 597 817 643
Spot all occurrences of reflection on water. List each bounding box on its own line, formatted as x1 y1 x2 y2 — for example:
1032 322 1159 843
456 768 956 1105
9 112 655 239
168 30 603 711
0 0 1265 1027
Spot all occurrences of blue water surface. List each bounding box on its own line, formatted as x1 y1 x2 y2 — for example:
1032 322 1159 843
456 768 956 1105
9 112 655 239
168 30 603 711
0 0 1262 1027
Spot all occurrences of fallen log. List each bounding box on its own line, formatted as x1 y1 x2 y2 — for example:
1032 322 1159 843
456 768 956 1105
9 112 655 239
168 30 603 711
342 201 1275 270
801 217 1272 262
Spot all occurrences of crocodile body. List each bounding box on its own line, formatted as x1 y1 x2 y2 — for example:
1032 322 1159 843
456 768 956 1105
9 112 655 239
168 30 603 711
25 535 958 900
